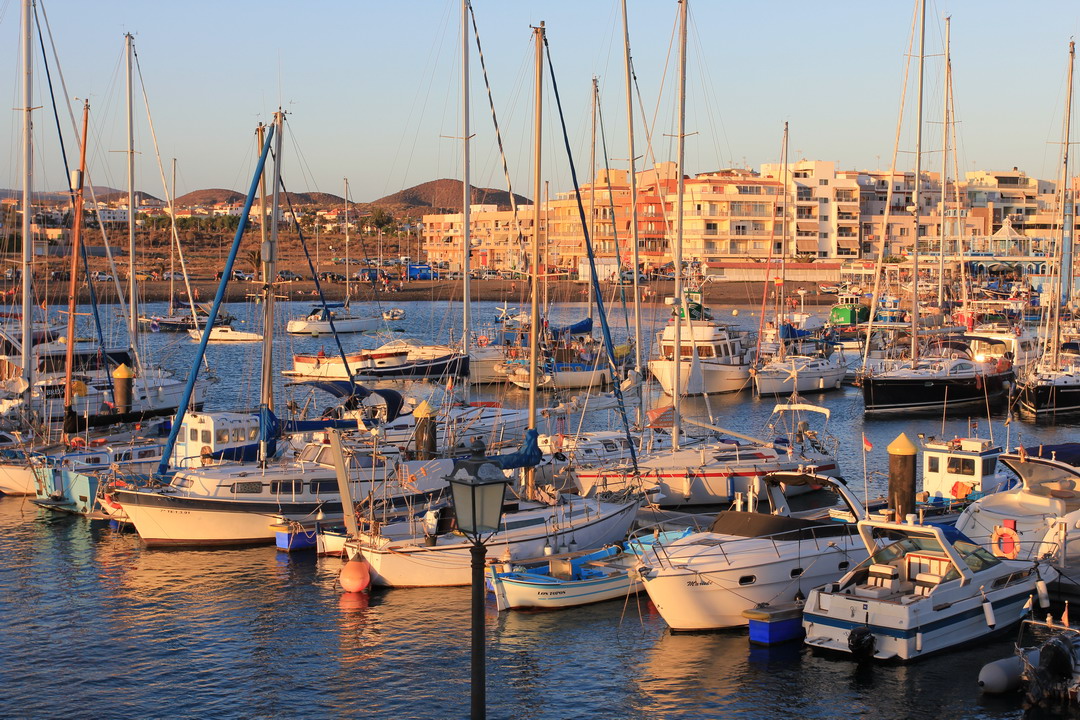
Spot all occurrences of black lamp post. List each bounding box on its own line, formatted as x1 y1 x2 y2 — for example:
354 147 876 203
447 451 509 720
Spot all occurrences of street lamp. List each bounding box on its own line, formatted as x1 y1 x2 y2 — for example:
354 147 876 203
447 449 510 720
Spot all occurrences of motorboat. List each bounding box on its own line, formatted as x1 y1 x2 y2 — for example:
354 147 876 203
573 401 840 506
954 443 1080 563
140 304 234 333
636 471 867 630
753 353 847 396
285 303 380 335
648 320 753 396
803 517 1051 661
187 326 262 342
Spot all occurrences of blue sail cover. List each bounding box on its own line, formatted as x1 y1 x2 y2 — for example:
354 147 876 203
549 317 593 337
288 379 405 423
1021 444 1080 468
487 429 542 470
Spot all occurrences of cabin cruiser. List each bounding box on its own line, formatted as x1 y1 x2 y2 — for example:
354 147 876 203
286 339 469 381
140 303 235 333
636 472 867 630
753 353 846 396
648 320 753 396
803 518 1050 661
954 443 1080 563
285 303 380 335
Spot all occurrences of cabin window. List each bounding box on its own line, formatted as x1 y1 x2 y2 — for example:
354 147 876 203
601 441 617 452
216 429 230 444
790 568 803 578
137 449 157 460
738 575 756 586
680 345 694 358
232 481 263 494
927 456 939 473
270 481 302 494
115 452 130 462
189 429 198 442
946 457 976 476
201 430 211 444
171 476 193 489
697 346 715 358
309 479 339 494
248 427 259 441
232 428 243 442
950 363 974 375
982 458 997 476
662 346 674 360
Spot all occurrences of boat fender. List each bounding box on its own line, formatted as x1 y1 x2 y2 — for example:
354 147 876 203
339 556 371 594
979 654 1034 694
990 525 1021 559
477 335 491 347
847 626 875 659
982 592 997 629
1037 579 1050 609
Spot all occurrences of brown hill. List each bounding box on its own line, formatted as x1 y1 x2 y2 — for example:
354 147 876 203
175 188 245 206
371 179 530 215
97 190 163 204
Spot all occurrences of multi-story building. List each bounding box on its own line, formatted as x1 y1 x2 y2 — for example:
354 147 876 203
421 204 539 271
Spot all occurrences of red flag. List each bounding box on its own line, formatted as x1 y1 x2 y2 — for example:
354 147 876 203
646 405 675 429
863 433 873 452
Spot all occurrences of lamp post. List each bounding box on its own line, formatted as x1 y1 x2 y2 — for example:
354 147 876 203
447 449 509 720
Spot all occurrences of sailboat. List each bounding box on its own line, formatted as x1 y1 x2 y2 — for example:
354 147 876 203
1018 41 1079 415
861 4 1008 415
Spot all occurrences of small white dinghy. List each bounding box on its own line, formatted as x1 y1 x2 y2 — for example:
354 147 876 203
188 326 263 343
382 308 406 322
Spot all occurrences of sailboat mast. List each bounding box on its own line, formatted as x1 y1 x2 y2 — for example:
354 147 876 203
63 102 90 419
1053 41 1075 368
125 33 139 354
672 0 688 451
261 112 284 415
778 121 789 361
622 0 643 388
910 0 926 362
344 178 350 301
527 21 544 499
19 0 32 410
169 158 176 314
588 76 597 321
937 16 950 308
461 0 473 352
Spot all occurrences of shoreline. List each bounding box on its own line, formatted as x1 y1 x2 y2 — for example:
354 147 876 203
14 278 837 307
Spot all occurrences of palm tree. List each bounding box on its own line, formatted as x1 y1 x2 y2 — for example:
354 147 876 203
246 248 261 280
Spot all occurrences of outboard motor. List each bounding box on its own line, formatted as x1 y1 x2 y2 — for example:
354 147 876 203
1026 634 1076 710
848 626 876 660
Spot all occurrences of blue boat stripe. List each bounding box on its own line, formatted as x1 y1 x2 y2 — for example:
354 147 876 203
804 589 1032 640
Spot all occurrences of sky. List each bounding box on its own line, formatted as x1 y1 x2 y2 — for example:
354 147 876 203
2 0 1080 205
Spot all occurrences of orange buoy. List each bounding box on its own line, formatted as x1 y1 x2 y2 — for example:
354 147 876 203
339 556 371 593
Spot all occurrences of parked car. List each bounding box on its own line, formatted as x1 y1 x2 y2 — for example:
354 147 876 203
216 270 254 281
91 271 114 282
276 270 304 282
617 270 648 284
318 271 346 283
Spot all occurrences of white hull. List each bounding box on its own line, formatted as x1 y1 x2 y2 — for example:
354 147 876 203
286 315 380 334
508 368 610 391
0 462 38 495
187 327 262 342
648 358 751 396
491 567 641 610
640 537 866 630
754 359 847 395
469 346 508 384
349 497 639 587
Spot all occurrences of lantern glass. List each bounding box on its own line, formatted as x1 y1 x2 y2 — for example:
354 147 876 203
448 461 509 538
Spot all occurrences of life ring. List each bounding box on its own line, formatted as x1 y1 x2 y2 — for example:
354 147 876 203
1014 325 1022 337
477 335 491 347
70 436 86 448
990 525 1021 559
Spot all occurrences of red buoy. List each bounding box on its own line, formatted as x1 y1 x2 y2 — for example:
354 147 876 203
339 556 371 593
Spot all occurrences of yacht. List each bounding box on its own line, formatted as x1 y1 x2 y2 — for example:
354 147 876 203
753 353 846 396
285 303 380 334
648 320 753 396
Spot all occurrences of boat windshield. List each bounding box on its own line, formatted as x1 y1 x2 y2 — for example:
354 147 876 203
862 534 960 582
952 541 1002 573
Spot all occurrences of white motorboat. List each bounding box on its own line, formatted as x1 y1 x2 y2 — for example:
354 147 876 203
954 443 1080 563
286 304 380 335
648 320 753 396
187 326 262 342
504 363 611 391
330 492 640 587
753 353 847 395
803 517 1051 661
573 401 840 506
636 472 868 630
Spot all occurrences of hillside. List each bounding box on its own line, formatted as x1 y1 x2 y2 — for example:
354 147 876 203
175 188 245 206
370 179 530 215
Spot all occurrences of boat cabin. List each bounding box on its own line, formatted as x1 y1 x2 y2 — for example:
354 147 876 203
172 412 262 468
921 437 1002 501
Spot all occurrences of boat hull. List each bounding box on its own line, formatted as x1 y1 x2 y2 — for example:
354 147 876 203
492 569 641 610
1018 377 1080 415
862 373 1007 414
754 364 846 395
286 316 380 334
648 358 751 396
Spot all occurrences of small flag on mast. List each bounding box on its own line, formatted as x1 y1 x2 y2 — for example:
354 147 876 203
863 433 873 452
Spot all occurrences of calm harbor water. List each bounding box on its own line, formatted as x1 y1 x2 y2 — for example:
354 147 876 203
1 299 1076 719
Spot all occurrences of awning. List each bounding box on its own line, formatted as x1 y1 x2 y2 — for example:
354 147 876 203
836 236 859 249
796 221 818 230
796 238 818 252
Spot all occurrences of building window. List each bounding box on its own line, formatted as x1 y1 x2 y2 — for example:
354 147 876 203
818 179 828 186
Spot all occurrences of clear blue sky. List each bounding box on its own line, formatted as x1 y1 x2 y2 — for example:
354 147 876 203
3 0 1079 204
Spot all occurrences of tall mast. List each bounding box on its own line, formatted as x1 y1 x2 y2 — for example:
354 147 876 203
19 0 32 411
671 0 688 451
1053 41 1075 368
778 121 789 361
527 21 544 500
937 16 950 308
622 0 643 392
260 112 284 419
125 33 138 354
63 102 90 423
588 77 597 321
909 0 926 362
461 0 472 352
344 178 350 302
257 122 269 283
169 158 176 314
